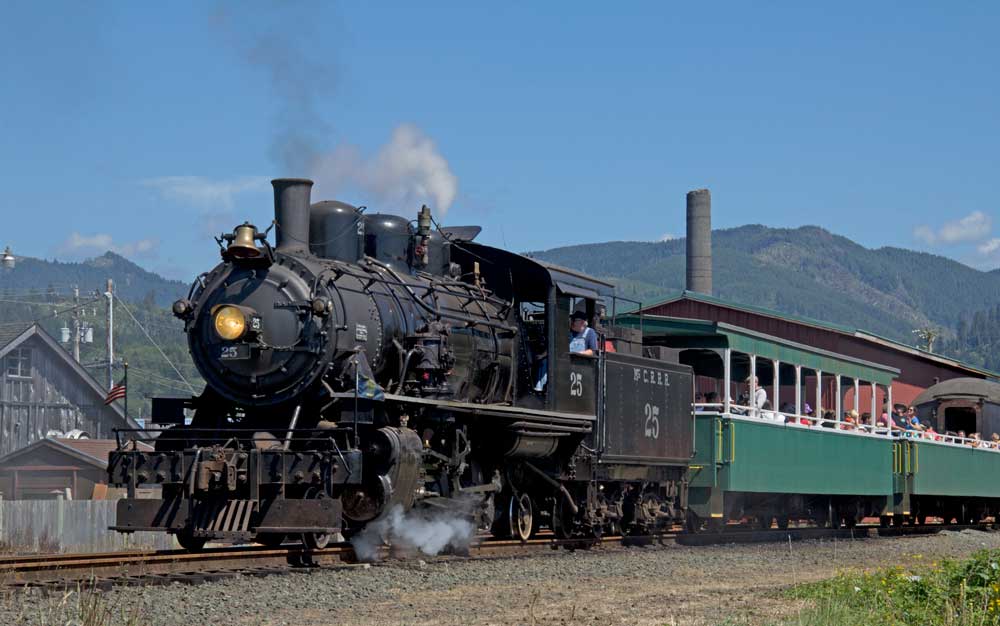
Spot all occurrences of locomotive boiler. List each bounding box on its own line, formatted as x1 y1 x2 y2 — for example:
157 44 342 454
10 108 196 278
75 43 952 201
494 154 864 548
109 178 695 550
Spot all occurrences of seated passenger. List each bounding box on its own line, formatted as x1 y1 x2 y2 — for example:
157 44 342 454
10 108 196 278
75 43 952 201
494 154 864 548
798 403 814 426
969 432 982 448
876 412 889 429
840 409 859 431
569 311 598 356
822 410 836 428
890 404 908 436
924 425 941 441
957 430 967 445
705 391 719 406
992 433 1000 449
731 391 747 415
906 406 925 432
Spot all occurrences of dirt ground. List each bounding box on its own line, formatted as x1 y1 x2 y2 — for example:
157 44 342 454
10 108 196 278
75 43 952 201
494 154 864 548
264 529 1000 626
7 529 1000 626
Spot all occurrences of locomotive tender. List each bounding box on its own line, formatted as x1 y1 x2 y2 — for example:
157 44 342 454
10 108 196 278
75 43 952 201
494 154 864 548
108 178 693 549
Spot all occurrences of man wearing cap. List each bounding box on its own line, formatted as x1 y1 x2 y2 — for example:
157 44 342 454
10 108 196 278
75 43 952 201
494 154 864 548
569 311 599 356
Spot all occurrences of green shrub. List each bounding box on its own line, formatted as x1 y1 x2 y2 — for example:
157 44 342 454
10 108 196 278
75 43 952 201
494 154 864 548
785 549 1000 625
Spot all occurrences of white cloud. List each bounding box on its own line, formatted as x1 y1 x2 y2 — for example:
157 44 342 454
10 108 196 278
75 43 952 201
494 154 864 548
56 233 159 260
310 124 458 217
978 238 1000 255
659 233 677 242
141 176 270 209
914 211 992 245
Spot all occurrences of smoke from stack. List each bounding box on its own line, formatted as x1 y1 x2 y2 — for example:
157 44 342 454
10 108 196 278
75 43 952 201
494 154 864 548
212 7 459 217
686 189 712 294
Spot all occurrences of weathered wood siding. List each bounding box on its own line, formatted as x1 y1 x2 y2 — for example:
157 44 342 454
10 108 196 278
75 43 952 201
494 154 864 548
0 336 128 456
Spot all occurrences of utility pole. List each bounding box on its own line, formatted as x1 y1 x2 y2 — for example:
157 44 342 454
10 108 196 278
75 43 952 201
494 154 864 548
72 286 81 362
105 279 114 389
123 359 129 420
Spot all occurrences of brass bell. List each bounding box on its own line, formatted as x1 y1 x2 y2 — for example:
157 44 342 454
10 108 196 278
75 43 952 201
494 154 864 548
227 223 263 259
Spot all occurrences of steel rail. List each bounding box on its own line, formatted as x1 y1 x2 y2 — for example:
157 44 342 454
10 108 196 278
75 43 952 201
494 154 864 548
3 523 992 590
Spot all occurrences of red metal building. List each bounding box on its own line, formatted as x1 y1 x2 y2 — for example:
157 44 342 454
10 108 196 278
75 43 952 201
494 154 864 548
637 291 995 408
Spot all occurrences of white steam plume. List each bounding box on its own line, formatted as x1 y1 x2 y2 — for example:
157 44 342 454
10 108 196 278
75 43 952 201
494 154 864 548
310 124 458 217
351 505 475 562
213 5 458 216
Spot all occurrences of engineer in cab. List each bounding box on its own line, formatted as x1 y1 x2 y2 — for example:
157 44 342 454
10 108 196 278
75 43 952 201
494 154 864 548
569 311 598 356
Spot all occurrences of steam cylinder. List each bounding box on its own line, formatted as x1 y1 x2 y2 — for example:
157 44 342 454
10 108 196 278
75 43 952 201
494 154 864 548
685 189 712 294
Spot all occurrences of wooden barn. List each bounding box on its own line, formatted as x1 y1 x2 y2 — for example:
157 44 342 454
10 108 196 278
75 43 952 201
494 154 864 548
0 322 140 457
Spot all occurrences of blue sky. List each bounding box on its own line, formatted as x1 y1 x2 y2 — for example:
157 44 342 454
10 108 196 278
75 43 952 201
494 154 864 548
2 2 999 279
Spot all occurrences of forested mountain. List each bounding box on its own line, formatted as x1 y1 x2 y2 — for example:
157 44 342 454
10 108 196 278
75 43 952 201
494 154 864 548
0 252 186 307
938 304 1000 373
529 225 1000 347
3 223 1000 422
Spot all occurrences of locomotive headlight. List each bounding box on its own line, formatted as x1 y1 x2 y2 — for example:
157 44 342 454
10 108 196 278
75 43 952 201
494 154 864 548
213 306 247 340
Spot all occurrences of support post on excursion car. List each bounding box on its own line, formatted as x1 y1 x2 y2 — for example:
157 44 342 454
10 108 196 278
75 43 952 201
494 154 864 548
835 374 841 428
773 359 780 418
871 382 878 433
795 365 802 416
723 348 732 415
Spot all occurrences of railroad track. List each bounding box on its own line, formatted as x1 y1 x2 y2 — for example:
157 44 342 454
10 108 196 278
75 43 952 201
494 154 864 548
2 523 991 593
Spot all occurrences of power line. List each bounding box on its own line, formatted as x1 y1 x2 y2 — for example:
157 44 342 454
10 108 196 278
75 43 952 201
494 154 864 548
128 366 200 394
114 296 196 393
1 297 104 323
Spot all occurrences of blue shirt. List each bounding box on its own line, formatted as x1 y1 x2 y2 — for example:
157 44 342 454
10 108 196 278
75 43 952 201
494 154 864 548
569 327 598 353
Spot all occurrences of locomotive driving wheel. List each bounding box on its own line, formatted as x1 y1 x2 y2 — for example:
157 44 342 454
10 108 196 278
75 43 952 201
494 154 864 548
510 493 535 542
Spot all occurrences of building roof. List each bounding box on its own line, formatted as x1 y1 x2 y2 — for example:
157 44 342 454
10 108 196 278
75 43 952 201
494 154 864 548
0 322 35 349
637 291 1000 379
0 437 152 470
0 322 145 432
618 314 900 385
912 377 1000 407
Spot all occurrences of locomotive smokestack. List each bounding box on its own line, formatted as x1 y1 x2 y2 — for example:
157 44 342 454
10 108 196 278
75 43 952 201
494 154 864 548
272 178 314 254
685 189 712 294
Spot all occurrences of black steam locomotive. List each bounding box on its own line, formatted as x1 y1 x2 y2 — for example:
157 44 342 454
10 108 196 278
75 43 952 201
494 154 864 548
109 178 693 550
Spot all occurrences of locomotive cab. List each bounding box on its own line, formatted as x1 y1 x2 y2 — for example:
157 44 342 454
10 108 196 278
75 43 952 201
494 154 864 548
449 242 612 415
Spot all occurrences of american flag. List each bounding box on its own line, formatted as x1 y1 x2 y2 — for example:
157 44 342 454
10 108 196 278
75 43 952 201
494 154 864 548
104 381 126 405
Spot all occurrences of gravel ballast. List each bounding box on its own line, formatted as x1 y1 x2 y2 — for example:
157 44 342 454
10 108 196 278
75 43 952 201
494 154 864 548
5 529 1000 626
